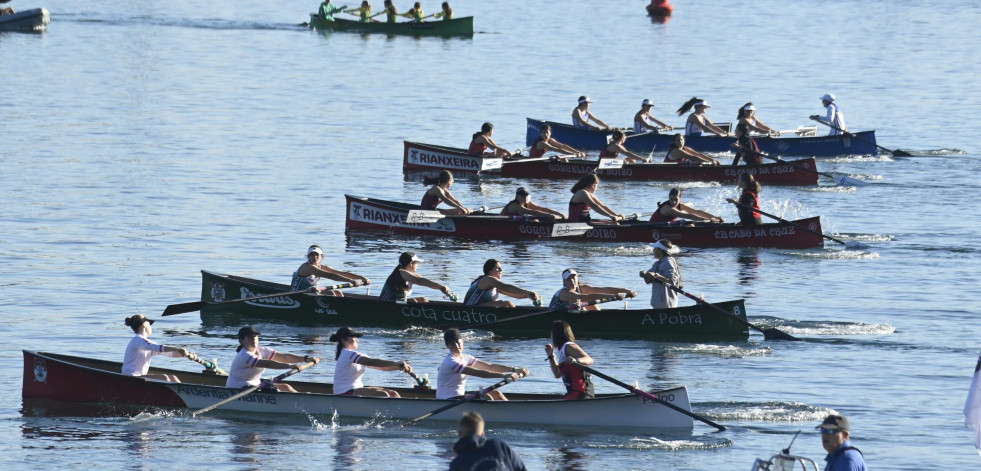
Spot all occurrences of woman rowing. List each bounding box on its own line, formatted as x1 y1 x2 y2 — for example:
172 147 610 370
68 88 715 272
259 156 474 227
433 2 452 20
601 130 648 164
400 1 424 21
634 98 673 133
545 320 594 400
122 314 189 383
464 259 540 308
376 0 398 22
732 102 778 165
344 0 373 22
437 328 527 401
677 97 729 137
468 122 512 159
422 170 471 215
378 251 453 302
501 186 566 221
664 134 720 165
227 326 319 393
291 245 370 296
572 96 609 130
650 188 724 224
548 268 636 311
529 124 584 159
726 172 763 226
568 174 625 224
331 326 412 397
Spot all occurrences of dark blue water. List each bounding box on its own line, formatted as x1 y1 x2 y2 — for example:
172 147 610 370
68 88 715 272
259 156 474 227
3 0 980 468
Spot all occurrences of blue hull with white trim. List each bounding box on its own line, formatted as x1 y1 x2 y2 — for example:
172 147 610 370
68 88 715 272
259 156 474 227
525 119 879 157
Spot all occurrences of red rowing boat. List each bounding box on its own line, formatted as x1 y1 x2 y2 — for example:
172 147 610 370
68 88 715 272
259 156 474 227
345 195 825 249
402 141 819 186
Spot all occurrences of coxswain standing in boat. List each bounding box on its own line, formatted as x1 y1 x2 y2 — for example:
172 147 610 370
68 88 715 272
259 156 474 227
634 98 674 133
437 328 528 401
638 239 682 309
468 122 512 159
501 186 566 221
226 326 320 393
649 188 724 224
122 315 189 383
330 326 413 398
344 0 373 22
664 134 720 165
291 245 370 296
378 251 453 302
568 174 626 224
528 124 585 159
810 93 848 136
549 268 636 311
726 172 763 226
399 1 424 21
572 96 610 130
422 170 471 215
318 0 348 20
677 97 729 137
433 2 452 20
601 130 649 164
544 320 595 400
463 259 540 308
731 102 779 166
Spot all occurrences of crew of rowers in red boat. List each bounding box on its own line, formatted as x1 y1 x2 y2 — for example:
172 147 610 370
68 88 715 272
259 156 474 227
469 94 848 166
420 168 762 225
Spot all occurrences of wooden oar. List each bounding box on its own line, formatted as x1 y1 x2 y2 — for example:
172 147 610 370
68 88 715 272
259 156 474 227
651 280 799 341
162 282 356 316
450 296 627 332
190 361 318 417
809 117 913 157
186 352 228 375
736 145 868 187
727 200 867 249
580 365 726 431
402 372 525 426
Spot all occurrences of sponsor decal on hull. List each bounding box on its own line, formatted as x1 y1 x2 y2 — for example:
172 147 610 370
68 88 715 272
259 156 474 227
407 148 481 172
177 385 278 405
349 203 456 232
401 305 499 324
240 287 301 309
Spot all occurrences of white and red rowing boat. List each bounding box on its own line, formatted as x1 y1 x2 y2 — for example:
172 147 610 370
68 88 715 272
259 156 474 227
345 195 825 249
402 141 820 186
23 351 695 430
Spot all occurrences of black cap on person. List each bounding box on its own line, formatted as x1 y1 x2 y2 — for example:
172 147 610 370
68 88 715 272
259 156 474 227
329 326 365 343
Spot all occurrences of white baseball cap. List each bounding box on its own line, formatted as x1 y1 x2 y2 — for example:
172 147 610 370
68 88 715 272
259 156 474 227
578 96 593 105
307 246 324 256
650 240 681 254
820 93 835 103
562 268 578 280
694 100 710 108
642 98 654 106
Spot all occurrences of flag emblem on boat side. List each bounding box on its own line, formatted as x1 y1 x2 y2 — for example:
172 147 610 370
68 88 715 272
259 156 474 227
34 358 47 383
210 282 226 303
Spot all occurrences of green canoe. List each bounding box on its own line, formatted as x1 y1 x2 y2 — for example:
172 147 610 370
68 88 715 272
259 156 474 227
198 271 750 341
308 15 473 37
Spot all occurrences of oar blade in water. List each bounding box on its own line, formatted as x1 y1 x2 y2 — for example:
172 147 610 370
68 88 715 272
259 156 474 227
762 328 800 342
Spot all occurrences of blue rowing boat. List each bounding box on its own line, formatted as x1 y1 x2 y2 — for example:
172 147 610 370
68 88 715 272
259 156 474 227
525 119 879 157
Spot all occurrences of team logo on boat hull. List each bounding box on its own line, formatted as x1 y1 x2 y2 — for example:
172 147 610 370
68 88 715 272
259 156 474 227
34 358 47 383
211 282 226 303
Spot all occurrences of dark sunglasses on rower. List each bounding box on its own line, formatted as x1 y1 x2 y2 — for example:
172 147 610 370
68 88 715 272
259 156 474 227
819 429 841 435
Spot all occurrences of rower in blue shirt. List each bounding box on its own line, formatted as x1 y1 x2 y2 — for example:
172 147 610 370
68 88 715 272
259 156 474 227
816 414 868 471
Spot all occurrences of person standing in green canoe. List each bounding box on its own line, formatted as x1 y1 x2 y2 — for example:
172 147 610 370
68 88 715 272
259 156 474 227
318 0 348 20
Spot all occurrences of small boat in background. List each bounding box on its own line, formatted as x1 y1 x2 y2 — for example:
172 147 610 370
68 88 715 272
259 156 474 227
402 141 820 186
345 194 827 249
0 7 49 32
526 119 880 156
23 350 696 430
308 15 473 37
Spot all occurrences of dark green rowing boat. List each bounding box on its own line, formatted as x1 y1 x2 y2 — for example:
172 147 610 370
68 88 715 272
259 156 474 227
308 15 473 37
198 271 749 341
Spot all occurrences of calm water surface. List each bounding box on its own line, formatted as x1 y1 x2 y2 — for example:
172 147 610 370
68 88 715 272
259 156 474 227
3 0 981 469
